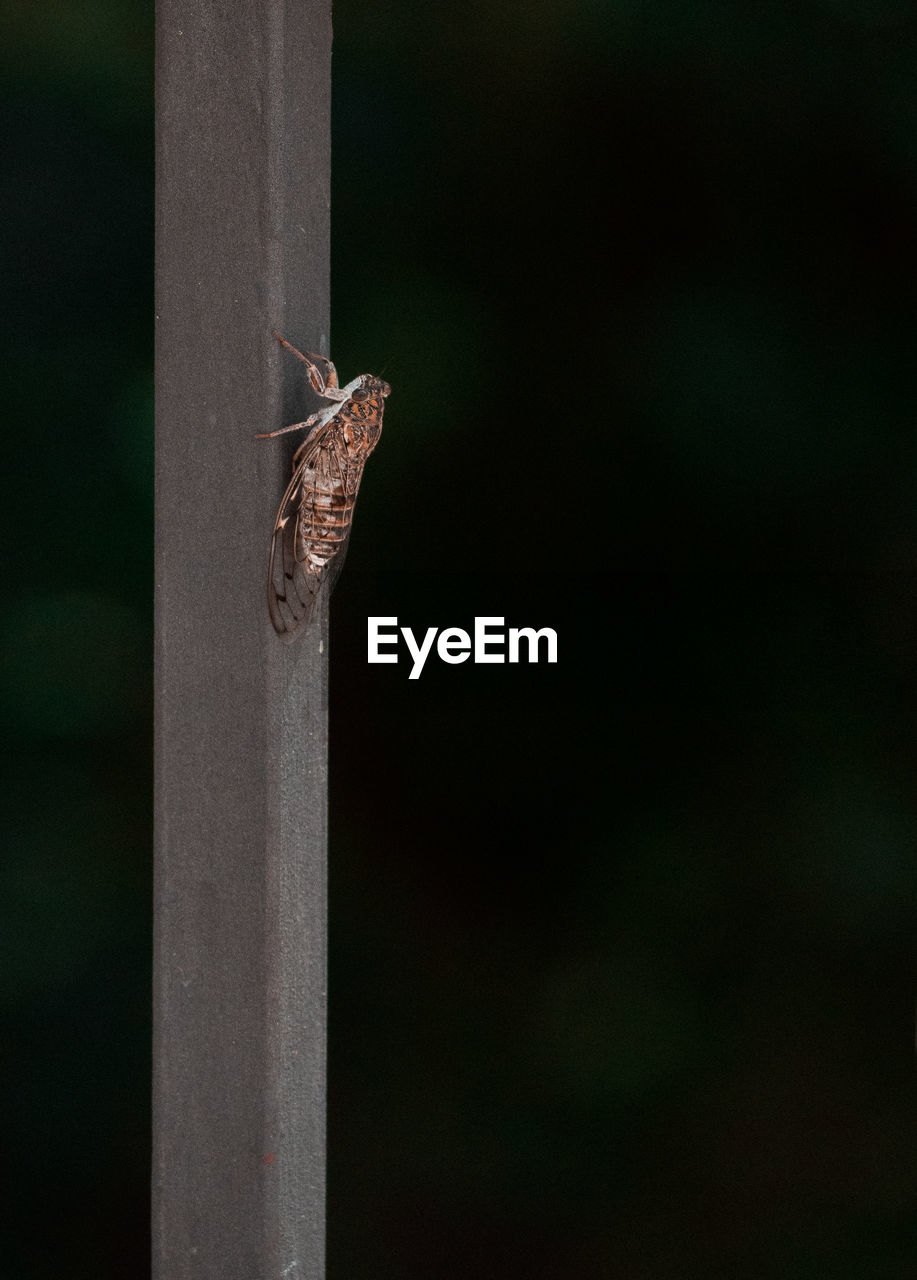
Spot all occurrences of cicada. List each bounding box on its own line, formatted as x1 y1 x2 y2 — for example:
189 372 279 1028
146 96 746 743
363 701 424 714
257 332 390 640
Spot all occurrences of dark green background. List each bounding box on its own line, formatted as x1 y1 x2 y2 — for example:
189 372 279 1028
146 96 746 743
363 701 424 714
3 1 917 1275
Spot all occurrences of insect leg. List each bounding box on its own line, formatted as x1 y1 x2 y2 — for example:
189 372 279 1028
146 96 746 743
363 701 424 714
255 411 322 441
272 331 344 397
258 420 325 468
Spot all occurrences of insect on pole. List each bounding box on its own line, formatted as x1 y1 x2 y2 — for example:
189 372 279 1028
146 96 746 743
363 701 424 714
257 333 390 638
154 2 332 1277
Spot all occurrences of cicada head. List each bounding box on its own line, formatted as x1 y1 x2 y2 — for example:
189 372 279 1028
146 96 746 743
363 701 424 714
350 374 391 401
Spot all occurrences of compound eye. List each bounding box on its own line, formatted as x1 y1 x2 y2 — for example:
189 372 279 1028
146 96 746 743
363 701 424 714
351 388 369 402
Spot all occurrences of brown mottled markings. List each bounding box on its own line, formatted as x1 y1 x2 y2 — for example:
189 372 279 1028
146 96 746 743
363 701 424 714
257 335 391 641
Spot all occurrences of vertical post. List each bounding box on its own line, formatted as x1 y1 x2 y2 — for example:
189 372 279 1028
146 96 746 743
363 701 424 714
153 2 331 1277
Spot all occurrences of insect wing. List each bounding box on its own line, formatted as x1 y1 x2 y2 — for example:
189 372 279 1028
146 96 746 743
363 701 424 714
266 429 329 640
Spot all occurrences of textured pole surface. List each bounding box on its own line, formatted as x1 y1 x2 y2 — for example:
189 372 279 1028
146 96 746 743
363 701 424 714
153 2 331 1276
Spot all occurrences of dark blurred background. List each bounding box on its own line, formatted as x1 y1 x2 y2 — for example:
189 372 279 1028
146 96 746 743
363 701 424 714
3 0 917 1275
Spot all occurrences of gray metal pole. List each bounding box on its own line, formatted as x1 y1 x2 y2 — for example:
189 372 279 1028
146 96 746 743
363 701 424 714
153 2 331 1276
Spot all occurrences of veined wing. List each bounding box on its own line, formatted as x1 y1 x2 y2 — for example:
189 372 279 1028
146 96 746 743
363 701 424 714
266 427 331 640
